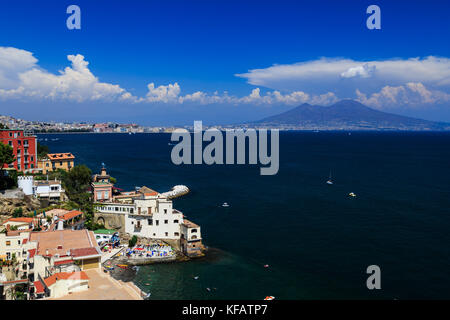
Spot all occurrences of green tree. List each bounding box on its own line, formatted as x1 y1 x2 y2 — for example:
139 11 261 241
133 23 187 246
12 207 23 218
0 123 9 129
37 143 50 158
0 143 15 189
61 164 95 228
129 235 138 248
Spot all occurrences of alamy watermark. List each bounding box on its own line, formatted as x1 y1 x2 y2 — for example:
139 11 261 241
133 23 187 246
170 121 279 175
366 265 381 290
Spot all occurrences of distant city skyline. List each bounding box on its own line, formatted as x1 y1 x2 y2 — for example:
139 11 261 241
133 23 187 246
0 0 449 125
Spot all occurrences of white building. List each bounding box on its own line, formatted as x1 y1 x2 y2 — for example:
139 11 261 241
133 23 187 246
33 179 65 201
17 175 65 201
95 186 203 255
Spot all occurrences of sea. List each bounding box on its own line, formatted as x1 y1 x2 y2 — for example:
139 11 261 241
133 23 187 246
37 131 450 300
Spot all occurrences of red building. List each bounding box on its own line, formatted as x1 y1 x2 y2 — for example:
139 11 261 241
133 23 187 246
0 129 37 172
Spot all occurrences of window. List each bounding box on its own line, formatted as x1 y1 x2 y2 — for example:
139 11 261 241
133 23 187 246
9 132 12 137
97 192 102 200
115 207 119 211
191 229 197 233
174 220 179 224
8 141 12 146
6 241 11 246
18 240 21 245
155 220 159 226
60 161 63 166
164 220 168 224
148 219 153 225
174 232 179 237
164 209 167 214
192 235 198 239
165 232 168 237
104 191 109 199
130 208 134 214
6 252 10 260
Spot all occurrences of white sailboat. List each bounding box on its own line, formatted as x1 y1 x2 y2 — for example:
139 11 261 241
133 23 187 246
326 171 333 185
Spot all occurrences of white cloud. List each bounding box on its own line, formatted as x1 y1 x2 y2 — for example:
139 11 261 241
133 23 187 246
236 56 450 94
1 46 449 111
0 48 127 102
340 63 376 79
356 82 450 109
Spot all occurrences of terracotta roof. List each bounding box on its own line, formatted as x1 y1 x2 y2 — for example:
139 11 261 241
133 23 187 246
30 229 98 256
182 219 199 228
70 247 99 258
138 186 159 195
54 259 74 266
28 249 36 259
59 210 83 221
22 239 28 244
33 280 45 294
47 153 75 160
43 271 89 287
4 217 34 224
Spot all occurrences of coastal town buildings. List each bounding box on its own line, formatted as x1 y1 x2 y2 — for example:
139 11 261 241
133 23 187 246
34 271 89 299
0 129 37 172
38 153 75 174
92 167 203 256
91 166 113 202
18 176 66 202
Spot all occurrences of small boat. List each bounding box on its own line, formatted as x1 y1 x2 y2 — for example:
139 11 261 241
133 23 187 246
264 296 275 300
117 264 128 269
144 292 151 298
206 288 211 292
194 276 199 280
264 264 269 268
104 265 114 271
326 170 333 185
222 202 230 207
349 192 356 197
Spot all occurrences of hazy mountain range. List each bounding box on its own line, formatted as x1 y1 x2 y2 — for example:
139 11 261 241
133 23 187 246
249 100 450 131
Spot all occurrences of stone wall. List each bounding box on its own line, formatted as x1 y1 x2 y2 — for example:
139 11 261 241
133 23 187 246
93 212 125 232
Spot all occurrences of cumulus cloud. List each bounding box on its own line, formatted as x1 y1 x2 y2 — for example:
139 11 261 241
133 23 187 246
141 84 338 106
236 57 450 95
0 46 339 107
356 82 450 109
340 63 376 79
0 47 128 102
1 46 449 111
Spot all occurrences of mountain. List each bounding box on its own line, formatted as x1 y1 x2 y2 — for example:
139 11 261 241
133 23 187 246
251 100 450 131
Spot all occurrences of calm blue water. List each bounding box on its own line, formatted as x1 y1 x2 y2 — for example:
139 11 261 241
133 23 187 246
39 131 450 299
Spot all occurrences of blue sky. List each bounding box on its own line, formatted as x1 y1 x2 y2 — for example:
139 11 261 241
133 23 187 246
0 0 449 125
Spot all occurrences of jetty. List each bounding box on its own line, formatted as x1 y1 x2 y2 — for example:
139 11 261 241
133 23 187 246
160 185 189 199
